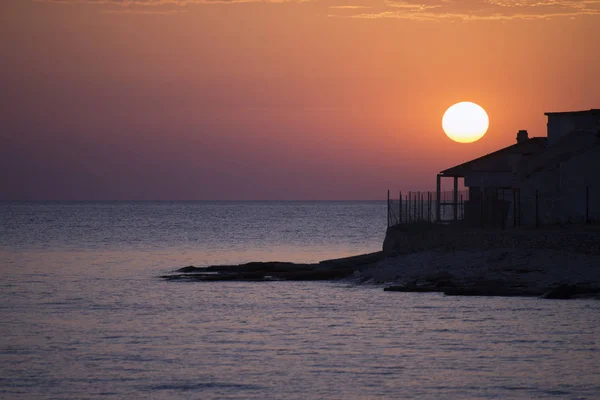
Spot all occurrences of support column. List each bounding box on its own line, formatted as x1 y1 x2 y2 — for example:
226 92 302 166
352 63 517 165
436 174 441 222
453 177 459 220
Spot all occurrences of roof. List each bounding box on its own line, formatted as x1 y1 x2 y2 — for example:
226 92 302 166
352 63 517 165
440 137 547 177
544 109 600 116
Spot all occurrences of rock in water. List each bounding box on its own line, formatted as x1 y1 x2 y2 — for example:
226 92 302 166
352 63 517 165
542 284 578 299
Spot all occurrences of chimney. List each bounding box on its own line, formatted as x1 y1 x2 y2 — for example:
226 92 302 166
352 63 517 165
516 130 529 143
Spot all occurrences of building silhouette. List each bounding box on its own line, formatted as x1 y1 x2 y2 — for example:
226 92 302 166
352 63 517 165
436 109 600 228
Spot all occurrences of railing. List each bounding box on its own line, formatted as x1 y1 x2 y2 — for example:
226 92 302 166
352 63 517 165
387 190 468 227
388 186 598 229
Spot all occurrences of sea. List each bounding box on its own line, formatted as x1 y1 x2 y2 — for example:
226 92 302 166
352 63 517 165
1 201 599 400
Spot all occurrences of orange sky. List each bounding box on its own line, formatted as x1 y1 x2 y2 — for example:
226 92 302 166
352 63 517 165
1 0 599 200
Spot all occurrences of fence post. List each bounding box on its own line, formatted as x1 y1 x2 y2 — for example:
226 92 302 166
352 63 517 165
408 191 411 222
399 191 402 224
414 192 417 222
418 192 420 221
405 194 408 224
428 192 431 222
436 174 441 222
417 191 421 221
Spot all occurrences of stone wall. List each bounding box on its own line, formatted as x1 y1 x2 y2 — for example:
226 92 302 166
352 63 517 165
383 223 600 255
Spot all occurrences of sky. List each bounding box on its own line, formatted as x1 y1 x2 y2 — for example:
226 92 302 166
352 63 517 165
1 0 599 200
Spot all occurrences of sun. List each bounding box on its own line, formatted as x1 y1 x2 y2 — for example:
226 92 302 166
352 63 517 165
442 102 489 143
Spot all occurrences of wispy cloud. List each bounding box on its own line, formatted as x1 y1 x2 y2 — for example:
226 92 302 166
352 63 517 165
35 0 310 13
35 0 600 20
35 0 312 15
387 0 441 10
331 0 600 21
37 0 306 3
329 5 372 9
101 7 186 14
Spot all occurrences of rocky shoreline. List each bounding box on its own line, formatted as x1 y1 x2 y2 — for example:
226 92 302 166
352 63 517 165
355 247 600 300
161 252 385 282
161 245 600 300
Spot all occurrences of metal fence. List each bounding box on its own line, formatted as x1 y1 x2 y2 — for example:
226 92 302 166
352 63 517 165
387 190 469 227
387 186 598 229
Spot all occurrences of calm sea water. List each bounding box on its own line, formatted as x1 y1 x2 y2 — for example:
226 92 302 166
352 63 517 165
1 202 599 399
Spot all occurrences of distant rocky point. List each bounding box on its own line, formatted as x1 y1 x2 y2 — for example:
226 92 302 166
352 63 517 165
162 225 600 300
161 252 385 282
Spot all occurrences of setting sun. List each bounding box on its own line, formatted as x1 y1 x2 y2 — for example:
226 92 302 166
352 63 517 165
442 102 489 143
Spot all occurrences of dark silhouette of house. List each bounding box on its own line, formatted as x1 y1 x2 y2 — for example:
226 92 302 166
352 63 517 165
436 109 600 228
